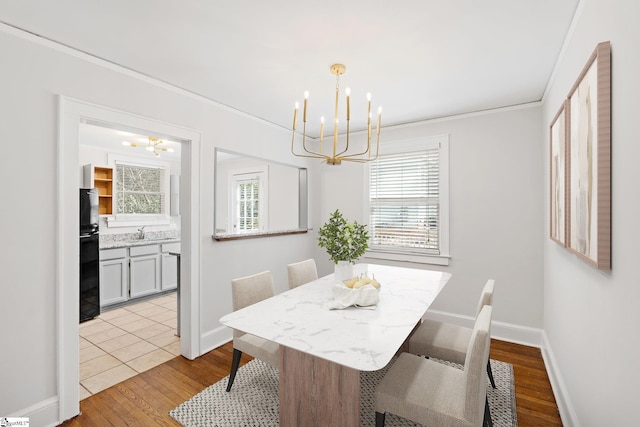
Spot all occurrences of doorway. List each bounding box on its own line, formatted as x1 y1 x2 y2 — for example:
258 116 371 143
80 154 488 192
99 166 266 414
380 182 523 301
58 97 201 421
78 120 183 398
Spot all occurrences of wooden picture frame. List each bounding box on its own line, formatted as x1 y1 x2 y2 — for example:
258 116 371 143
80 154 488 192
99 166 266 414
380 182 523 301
566 41 611 269
550 101 568 246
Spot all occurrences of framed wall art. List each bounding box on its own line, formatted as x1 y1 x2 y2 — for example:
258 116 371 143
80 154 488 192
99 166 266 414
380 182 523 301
550 101 568 246
566 41 611 270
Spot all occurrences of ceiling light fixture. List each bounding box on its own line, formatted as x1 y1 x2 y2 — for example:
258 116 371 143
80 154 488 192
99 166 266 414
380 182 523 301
291 64 382 165
122 136 174 157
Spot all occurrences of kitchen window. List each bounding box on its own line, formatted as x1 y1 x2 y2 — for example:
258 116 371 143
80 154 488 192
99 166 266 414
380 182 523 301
366 135 450 266
116 163 165 215
107 155 171 227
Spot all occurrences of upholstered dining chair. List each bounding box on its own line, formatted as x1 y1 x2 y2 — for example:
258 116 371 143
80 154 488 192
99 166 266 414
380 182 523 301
375 305 494 427
409 279 496 388
226 270 280 392
287 258 318 289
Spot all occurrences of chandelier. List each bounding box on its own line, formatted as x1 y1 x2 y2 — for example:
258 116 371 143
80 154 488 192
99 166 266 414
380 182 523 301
291 64 382 165
122 136 174 157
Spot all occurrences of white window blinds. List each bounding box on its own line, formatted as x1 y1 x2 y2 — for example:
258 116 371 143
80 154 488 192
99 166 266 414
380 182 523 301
369 149 440 254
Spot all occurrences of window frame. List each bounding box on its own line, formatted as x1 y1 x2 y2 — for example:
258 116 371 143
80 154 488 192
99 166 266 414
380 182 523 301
364 135 450 266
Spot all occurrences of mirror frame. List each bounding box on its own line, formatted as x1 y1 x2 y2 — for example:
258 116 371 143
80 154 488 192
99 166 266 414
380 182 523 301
213 148 308 241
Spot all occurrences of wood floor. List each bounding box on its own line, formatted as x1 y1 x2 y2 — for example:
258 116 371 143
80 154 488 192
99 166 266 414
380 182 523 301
60 339 562 426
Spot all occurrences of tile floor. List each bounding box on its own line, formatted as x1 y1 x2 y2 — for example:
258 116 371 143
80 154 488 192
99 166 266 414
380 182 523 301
79 292 179 400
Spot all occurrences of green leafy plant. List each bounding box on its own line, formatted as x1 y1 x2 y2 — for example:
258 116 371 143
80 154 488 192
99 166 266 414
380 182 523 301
318 209 369 264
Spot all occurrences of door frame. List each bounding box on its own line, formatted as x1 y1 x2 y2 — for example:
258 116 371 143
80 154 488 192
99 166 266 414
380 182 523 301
57 96 202 421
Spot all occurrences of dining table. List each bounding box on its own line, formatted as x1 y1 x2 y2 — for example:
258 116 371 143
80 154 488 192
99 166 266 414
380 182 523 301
219 262 451 427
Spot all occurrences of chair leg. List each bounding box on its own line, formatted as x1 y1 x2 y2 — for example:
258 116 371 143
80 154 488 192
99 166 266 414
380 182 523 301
487 359 496 388
484 396 493 427
226 349 243 392
375 411 386 427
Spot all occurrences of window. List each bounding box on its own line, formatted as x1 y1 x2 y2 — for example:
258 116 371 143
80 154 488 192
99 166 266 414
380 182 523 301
230 170 266 233
367 136 449 265
235 177 260 232
115 163 165 214
106 154 171 227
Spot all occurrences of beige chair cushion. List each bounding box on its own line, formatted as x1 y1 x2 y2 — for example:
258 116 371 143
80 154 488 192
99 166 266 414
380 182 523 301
409 319 471 364
376 306 492 427
408 279 494 364
474 279 494 316
287 258 318 289
230 271 279 367
234 333 280 368
462 306 492 423
376 353 467 427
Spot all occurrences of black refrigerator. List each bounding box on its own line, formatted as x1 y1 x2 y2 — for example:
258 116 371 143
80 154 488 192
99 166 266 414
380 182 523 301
80 188 100 323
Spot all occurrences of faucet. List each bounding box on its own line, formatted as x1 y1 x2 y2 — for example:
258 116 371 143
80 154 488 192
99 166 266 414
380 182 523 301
138 226 146 239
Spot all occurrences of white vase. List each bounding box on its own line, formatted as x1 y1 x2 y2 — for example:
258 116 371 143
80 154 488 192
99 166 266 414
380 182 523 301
334 261 354 282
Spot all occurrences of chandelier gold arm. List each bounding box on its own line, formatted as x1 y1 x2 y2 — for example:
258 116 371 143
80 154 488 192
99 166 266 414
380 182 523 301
290 63 381 165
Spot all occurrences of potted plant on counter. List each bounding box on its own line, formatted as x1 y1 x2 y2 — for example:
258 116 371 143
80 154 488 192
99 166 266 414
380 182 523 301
318 209 369 281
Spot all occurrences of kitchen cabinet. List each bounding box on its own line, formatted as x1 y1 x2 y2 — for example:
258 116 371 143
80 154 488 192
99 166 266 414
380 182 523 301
129 245 161 298
100 241 178 308
83 164 113 215
99 248 127 306
161 242 180 290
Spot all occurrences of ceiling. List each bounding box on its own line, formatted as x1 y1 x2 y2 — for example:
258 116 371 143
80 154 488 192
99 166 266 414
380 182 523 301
1 1 579 137
79 122 182 160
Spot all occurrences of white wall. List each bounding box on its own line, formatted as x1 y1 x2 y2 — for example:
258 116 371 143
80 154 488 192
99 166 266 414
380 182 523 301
0 26 318 423
542 0 640 425
317 106 545 333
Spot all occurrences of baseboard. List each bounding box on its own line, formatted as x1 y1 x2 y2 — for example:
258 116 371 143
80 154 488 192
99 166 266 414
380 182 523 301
423 309 543 348
200 325 233 356
541 332 579 427
9 396 59 427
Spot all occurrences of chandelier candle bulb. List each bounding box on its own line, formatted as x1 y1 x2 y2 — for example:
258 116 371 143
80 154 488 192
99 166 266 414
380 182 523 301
293 102 299 130
367 92 372 124
320 116 325 142
303 91 309 123
377 106 382 135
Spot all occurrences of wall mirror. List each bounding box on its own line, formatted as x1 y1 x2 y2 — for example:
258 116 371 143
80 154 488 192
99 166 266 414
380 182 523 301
213 148 308 240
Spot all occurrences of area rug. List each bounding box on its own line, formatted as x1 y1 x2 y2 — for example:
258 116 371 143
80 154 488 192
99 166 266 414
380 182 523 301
170 358 517 426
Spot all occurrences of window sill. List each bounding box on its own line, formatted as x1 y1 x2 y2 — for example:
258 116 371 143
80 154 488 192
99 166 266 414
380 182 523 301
212 229 308 241
363 250 450 266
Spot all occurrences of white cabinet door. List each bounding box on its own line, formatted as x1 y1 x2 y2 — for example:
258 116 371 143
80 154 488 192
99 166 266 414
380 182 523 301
100 258 128 307
129 254 161 298
161 253 178 290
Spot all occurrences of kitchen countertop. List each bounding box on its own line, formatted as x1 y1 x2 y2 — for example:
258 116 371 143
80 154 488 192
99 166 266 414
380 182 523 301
100 238 180 250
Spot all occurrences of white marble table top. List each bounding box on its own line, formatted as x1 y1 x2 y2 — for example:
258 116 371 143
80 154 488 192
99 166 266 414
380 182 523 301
220 263 451 371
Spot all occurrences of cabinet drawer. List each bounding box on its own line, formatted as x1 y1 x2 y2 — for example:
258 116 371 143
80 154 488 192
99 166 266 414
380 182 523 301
162 242 181 253
129 244 160 257
100 247 127 261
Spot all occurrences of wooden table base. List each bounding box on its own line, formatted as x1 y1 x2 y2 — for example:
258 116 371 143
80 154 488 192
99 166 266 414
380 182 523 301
279 345 360 427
